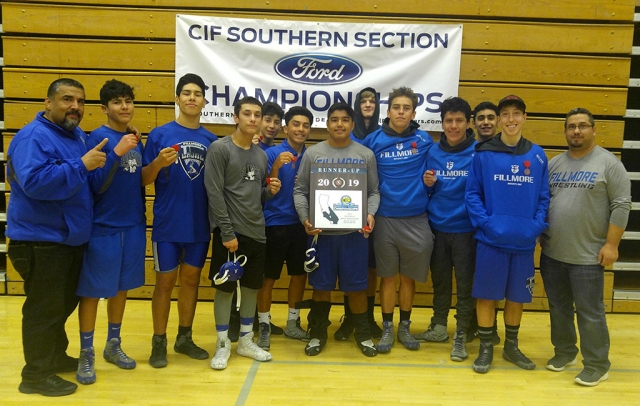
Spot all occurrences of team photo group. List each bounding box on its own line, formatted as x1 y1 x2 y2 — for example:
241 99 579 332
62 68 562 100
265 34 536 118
6 71 630 397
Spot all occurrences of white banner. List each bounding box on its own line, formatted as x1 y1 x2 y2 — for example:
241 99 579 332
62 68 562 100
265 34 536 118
176 15 462 131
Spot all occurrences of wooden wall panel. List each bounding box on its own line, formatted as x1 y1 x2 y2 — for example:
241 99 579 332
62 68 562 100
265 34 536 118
2 4 633 54
12 0 635 21
3 37 174 71
459 83 627 116
3 52 630 93
3 69 174 102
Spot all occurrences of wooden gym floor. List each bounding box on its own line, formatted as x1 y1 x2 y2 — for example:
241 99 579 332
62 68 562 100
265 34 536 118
0 296 638 405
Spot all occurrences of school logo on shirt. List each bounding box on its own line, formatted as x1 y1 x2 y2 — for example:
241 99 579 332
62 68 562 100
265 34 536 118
120 150 142 173
446 161 454 170
176 141 207 180
396 142 404 150
242 164 263 182
511 165 519 174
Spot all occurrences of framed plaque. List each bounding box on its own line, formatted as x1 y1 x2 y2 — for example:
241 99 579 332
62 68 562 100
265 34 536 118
309 162 367 230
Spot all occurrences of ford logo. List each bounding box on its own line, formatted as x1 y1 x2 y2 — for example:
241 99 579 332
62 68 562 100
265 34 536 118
274 53 362 85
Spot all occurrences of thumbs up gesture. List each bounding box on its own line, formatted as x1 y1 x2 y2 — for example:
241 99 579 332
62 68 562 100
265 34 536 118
82 138 108 170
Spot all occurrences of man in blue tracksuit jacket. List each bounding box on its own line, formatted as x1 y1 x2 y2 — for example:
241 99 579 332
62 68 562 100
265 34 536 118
465 95 549 374
7 78 109 397
360 87 435 354
412 97 477 363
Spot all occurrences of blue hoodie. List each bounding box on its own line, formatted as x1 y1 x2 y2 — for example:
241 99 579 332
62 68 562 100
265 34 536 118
361 118 433 217
263 138 306 226
427 128 476 233
6 112 93 246
465 134 550 253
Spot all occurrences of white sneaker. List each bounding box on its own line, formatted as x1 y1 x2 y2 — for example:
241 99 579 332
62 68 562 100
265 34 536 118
210 338 231 370
237 332 272 362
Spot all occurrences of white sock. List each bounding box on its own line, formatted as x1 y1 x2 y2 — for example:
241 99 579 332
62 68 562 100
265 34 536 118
288 308 300 321
240 324 253 336
217 330 229 341
258 311 270 325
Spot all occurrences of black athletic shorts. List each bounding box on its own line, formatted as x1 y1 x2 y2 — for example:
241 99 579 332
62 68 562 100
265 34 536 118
264 223 307 279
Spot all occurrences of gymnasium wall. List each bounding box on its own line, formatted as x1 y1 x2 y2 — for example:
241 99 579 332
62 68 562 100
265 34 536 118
1 0 636 311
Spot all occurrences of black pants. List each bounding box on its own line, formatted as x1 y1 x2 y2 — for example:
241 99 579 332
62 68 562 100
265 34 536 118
8 240 84 382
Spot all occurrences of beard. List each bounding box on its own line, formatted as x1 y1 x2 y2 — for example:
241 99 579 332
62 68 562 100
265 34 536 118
60 111 81 131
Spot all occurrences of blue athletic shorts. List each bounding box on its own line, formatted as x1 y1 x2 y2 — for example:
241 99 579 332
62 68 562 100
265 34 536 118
308 232 368 292
76 223 146 298
472 241 535 303
153 240 209 272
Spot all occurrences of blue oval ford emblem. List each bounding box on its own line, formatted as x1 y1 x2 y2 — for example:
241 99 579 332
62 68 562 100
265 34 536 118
274 53 362 85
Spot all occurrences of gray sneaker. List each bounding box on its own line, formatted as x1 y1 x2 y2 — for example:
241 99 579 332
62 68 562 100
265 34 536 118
76 347 96 385
450 331 468 361
284 318 310 341
413 323 449 343
103 338 136 369
376 321 395 353
397 320 420 350
256 322 271 350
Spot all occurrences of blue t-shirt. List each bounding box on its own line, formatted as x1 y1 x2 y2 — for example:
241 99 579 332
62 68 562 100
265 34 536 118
263 139 306 226
86 125 145 235
142 121 217 243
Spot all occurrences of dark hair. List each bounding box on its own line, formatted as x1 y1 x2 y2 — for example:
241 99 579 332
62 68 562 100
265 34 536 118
472 101 499 118
262 102 284 120
100 79 135 105
327 102 355 120
47 78 84 99
388 87 418 111
234 96 262 116
440 97 471 121
176 73 206 96
565 107 595 128
284 106 314 125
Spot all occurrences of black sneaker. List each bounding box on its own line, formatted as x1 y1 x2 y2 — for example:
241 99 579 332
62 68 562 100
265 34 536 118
472 342 493 374
546 355 577 372
466 328 479 343
270 322 284 335
19 375 77 397
357 339 377 357
253 315 284 335
334 315 354 341
54 355 79 373
502 339 535 370
174 331 209 360
369 320 383 340
149 335 168 368
574 367 609 387
305 338 326 356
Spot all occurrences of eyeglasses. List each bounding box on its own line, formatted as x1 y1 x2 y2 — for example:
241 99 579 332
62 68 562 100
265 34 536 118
566 123 593 132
